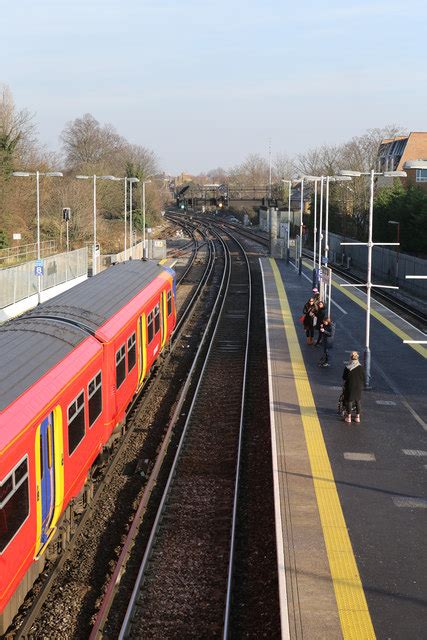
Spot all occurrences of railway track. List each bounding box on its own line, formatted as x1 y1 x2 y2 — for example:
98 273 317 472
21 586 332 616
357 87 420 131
302 249 427 331
89 226 252 638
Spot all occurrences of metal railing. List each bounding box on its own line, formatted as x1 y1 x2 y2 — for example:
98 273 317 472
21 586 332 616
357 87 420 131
0 240 57 267
0 247 88 309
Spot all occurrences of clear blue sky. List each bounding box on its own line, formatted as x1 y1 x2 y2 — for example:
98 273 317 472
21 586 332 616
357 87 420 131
2 0 426 175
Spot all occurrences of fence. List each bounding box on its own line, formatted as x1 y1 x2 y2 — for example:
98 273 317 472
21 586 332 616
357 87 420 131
0 240 57 267
0 247 88 309
101 239 167 268
328 232 427 299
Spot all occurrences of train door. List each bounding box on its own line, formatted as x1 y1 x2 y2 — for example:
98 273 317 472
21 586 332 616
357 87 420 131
34 407 64 558
137 313 147 388
160 290 168 350
38 413 55 547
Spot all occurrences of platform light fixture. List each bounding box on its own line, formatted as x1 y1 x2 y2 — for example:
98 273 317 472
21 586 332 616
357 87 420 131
12 170 63 303
338 168 407 387
76 174 122 275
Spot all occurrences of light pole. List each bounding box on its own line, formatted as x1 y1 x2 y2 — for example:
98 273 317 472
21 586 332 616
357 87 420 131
142 178 152 258
388 220 400 283
281 179 292 263
339 169 406 387
12 170 63 304
294 177 305 274
300 175 323 284
76 174 121 275
127 177 140 258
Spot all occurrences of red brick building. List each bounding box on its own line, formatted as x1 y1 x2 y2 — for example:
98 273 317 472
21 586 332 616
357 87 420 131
377 132 427 192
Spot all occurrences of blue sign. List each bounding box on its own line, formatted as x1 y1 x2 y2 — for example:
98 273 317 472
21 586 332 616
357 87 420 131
321 256 328 266
35 259 43 267
35 265 44 276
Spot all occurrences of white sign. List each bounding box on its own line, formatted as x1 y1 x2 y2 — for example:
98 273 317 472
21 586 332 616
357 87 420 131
13 233 21 240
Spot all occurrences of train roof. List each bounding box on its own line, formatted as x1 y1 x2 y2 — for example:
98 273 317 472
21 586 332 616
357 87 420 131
0 260 172 413
0 319 89 412
26 260 168 331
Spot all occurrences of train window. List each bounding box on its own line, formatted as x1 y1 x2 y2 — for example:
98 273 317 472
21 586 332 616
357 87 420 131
128 333 136 372
116 344 126 388
167 290 172 316
0 456 30 553
68 391 86 455
154 304 160 334
88 371 102 427
147 311 154 344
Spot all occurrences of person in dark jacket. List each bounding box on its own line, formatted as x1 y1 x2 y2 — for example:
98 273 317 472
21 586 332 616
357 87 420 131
318 317 335 367
303 297 316 344
314 301 326 346
342 351 365 423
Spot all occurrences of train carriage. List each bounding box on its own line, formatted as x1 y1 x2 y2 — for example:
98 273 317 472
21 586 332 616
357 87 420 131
0 260 176 634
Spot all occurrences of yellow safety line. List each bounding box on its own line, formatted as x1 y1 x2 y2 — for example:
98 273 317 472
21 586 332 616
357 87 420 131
302 259 427 359
270 259 376 640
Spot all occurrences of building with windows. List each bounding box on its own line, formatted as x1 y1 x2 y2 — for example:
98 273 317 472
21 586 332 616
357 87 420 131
377 132 427 192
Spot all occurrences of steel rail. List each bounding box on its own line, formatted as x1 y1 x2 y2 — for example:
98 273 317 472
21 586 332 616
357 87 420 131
89 231 230 639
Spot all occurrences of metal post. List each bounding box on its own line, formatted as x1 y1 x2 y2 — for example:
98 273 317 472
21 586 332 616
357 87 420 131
124 177 127 259
299 178 304 274
396 222 400 282
143 181 146 259
93 174 97 275
129 180 133 258
318 177 324 272
36 170 41 304
313 179 318 286
325 176 330 266
364 169 375 389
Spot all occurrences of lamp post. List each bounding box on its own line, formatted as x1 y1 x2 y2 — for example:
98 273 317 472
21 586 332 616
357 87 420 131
76 174 121 275
300 175 323 285
142 178 152 258
12 170 63 304
388 220 400 283
339 169 406 387
281 179 292 263
127 177 140 258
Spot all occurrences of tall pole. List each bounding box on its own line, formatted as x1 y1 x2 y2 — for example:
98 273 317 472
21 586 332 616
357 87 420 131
268 139 272 199
318 177 324 271
129 180 133 258
313 179 318 286
143 180 146 258
124 177 127 259
364 168 375 389
299 178 304 274
93 174 97 275
325 176 330 266
396 223 400 282
287 181 291 263
36 170 41 304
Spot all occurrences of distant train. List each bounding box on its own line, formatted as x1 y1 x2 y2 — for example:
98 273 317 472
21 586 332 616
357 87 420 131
0 260 176 634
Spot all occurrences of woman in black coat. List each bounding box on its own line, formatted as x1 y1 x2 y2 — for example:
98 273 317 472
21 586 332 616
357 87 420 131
314 301 326 346
342 351 365 423
303 297 316 344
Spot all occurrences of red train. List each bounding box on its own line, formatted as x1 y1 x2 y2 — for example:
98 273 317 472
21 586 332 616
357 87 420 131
0 259 176 634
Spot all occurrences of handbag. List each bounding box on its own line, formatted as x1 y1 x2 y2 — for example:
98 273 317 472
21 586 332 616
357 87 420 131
299 314 305 324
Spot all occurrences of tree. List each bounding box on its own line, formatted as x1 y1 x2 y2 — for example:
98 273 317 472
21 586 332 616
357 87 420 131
60 113 126 170
0 84 36 177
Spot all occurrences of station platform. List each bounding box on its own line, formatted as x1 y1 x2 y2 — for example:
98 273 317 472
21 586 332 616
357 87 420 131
261 257 427 640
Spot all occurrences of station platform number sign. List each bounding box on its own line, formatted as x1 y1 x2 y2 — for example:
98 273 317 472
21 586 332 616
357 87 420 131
35 259 44 277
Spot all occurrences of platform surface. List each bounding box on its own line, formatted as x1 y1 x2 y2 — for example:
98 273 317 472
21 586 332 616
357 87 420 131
261 257 427 640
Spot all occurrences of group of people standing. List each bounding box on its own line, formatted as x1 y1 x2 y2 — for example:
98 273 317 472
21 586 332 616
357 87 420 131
302 287 365 423
302 288 335 367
